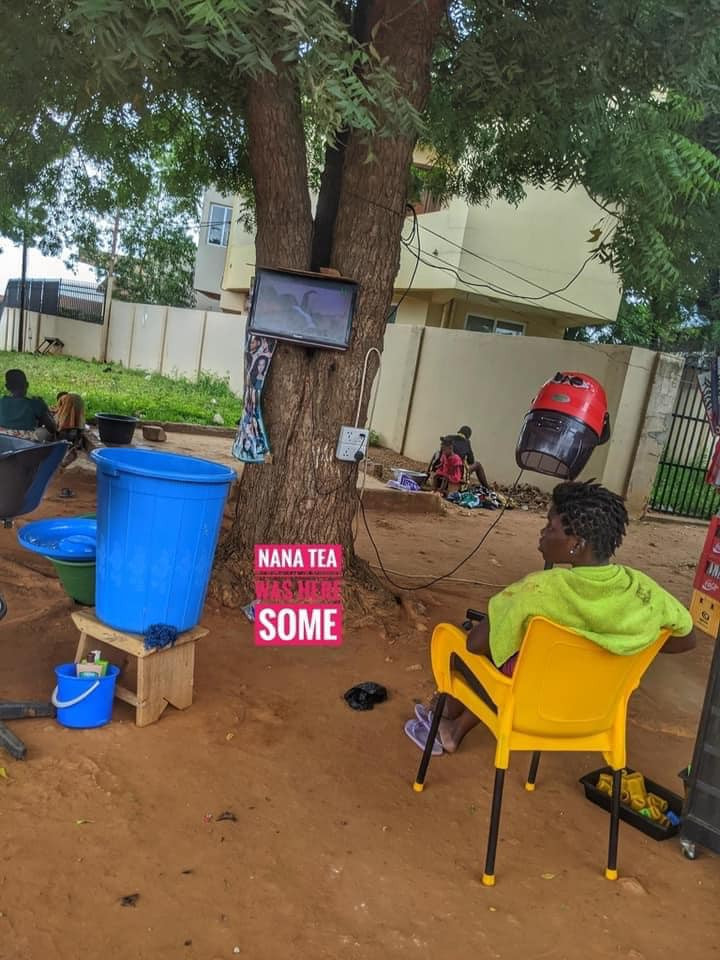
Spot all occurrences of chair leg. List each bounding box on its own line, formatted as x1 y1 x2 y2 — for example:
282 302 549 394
482 767 506 887
413 693 446 792
525 751 541 792
605 768 622 880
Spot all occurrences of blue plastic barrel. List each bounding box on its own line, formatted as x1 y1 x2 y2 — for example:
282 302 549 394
52 664 120 729
91 449 235 633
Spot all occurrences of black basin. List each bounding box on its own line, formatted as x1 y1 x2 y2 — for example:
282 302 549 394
95 413 138 445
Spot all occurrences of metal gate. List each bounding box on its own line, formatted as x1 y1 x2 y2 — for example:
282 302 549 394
649 358 720 519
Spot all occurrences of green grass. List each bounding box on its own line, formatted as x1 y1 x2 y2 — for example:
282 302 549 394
651 461 720 519
0 352 242 426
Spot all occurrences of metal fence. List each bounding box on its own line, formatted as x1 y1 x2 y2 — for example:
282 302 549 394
649 358 720 519
3 278 105 324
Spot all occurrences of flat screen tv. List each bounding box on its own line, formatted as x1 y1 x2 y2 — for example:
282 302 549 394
247 266 358 351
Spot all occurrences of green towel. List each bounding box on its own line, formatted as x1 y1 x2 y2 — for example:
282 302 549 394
488 564 693 668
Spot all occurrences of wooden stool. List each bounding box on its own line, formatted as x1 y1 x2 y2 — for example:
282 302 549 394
71 609 208 727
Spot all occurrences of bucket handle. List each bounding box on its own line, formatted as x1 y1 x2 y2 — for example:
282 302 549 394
51 679 100 710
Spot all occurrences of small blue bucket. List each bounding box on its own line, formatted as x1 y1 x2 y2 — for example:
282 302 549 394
51 664 120 729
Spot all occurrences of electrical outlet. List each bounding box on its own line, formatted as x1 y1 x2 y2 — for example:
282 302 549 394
336 426 369 462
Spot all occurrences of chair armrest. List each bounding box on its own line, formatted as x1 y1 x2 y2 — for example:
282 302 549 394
431 623 512 708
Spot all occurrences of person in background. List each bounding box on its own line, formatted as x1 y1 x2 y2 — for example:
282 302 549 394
404 481 696 756
430 436 464 494
451 425 489 487
0 369 56 441
427 425 489 488
54 393 85 437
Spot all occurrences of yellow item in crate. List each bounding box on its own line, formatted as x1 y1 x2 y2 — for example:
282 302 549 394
597 771 670 828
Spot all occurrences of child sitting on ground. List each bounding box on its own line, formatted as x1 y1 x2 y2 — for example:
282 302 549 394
431 437 464 494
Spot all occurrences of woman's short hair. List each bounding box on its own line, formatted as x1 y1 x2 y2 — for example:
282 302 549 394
552 481 628 560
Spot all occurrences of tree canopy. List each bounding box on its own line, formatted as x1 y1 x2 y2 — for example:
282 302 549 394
2 1 720 300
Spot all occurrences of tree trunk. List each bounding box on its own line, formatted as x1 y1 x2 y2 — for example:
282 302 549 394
215 0 447 610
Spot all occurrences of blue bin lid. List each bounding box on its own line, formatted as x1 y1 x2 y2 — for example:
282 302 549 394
91 447 235 484
18 518 97 560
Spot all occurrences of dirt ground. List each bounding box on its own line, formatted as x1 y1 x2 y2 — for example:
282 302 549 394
1 460 718 960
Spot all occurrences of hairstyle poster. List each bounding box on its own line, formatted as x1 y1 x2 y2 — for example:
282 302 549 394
232 331 277 464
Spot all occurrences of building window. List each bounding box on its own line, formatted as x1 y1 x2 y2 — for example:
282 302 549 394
495 319 525 336
387 304 398 324
207 203 232 246
465 313 525 336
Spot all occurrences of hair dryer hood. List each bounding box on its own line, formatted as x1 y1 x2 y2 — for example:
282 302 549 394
515 372 610 480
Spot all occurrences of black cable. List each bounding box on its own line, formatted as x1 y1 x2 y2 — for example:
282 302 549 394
418 221 606 304
389 205 421 319
406 238 613 322
357 471 524 592
344 186 613 320
308 387 361 497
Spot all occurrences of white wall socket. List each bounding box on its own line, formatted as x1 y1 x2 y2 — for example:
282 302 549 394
336 426 369 462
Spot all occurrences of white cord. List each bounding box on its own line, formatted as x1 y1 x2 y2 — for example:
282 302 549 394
355 347 382 427
352 347 383 539
366 562 507 589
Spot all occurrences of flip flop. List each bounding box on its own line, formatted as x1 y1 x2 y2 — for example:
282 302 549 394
414 704 432 725
404 718 443 756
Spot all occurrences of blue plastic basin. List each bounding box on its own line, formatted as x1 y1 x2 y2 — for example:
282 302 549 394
18 518 97 560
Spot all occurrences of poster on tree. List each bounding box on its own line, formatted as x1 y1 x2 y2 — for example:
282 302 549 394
232 330 276 464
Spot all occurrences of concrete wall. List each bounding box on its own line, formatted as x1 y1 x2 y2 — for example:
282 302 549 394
0 299 677 508
371 325 678 499
625 353 685 517
1 301 248 395
0 308 103 360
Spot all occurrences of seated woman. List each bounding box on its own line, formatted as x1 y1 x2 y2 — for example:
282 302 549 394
54 392 92 466
430 437 464 494
405 480 695 755
427 425 490 489
0 369 56 441
54 392 85 439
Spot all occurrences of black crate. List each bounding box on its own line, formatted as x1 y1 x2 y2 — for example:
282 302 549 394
682 631 720 856
579 767 683 841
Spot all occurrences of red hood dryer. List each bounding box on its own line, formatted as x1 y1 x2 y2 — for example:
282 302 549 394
515 372 611 480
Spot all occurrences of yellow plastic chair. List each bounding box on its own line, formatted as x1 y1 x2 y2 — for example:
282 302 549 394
412 617 669 885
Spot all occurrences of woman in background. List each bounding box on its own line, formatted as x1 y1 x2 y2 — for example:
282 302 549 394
0 369 56 440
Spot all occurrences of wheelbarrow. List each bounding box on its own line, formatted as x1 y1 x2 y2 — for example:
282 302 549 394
0 435 69 759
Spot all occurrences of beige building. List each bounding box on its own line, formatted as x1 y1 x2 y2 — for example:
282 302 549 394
215 181 622 336
193 188 235 311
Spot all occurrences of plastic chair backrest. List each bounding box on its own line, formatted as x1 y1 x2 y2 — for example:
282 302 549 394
510 617 668 740
0 436 69 520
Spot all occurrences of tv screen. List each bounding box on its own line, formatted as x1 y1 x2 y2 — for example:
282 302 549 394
247 267 358 351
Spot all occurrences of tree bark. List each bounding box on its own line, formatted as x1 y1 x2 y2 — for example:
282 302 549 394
215 0 447 609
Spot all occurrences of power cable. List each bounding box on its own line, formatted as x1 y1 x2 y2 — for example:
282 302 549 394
356 471 524 592
389 205 421 319
418 220 614 306
344 186 615 320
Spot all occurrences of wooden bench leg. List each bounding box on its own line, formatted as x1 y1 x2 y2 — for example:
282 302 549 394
164 642 195 712
135 655 169 727
135 643 195 727
74 631 92 664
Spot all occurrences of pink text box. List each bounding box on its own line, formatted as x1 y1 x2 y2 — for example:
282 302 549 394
254 544 344 574
254 604 343 646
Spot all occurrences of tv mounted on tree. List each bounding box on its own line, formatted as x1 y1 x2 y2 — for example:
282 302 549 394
247 266 358 351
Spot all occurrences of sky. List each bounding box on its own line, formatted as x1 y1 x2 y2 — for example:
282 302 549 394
0 237 96 295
